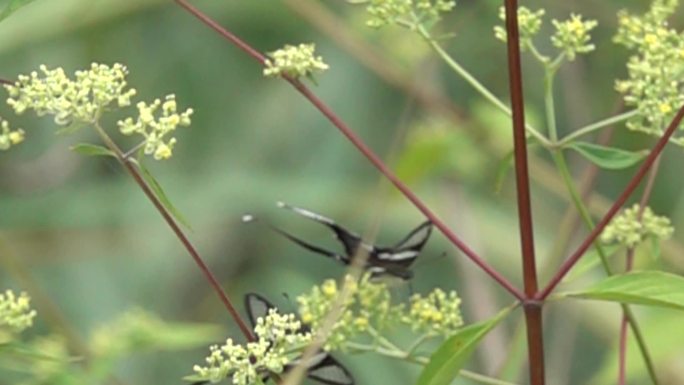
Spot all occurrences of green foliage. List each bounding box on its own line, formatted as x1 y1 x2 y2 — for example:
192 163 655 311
416 305 514 385
564 271 684 311
565 142 647 170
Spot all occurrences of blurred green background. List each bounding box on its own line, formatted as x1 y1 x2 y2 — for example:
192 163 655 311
1 0 684 384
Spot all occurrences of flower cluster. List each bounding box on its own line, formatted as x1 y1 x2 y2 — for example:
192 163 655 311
117 94 193 160
0 117 24 151
550 14 598 61
191 309 311 385
349 0 455 29
494 7 597 62
403 288 463 336
297 274 397 351
263 44 329 80
614 0 684 143
493 6 545 48
5 63 193 160
297 274 464 351
5 63 136 125
601 204 674 248
0 290 37 334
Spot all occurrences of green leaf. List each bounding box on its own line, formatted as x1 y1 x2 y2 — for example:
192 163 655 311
0 0 38 22
137 161 192 230
416 305 515 385
566 142 646 170
564 271 684 310
70 143 116 158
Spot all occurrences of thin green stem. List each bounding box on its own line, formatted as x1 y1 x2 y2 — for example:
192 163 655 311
539 51 659 382
414 22 551 147
544 67 560 142
558 110 639 147
549 151 659 384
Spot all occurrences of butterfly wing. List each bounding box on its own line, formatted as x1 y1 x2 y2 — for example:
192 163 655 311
367 221 432 280
278 202 363 260
305 354 355 385
244 292 277 329
267 223 349 265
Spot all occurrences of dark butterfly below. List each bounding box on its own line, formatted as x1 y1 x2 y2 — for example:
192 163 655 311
244 202 433 280
192 293 354 385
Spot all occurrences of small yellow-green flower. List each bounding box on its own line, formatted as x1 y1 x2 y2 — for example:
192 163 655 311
5 63 136 126
494 6 545 48
297 274 401 351
191 309 311 385
614 0 684 141
0 118 25 151
263 43 329 80
0 290 37 334
403 288 463 336
550 14 598 60
601 204 674 248
359 0 455 29
117 94 193 161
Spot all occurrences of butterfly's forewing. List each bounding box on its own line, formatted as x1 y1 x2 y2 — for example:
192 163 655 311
267 224 349 265
279 202 362 260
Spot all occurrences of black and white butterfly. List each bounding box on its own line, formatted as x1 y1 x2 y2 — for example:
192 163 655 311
244 202 433 281
244 293 355 385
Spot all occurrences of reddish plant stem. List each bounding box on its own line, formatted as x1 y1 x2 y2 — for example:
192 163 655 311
617 155 661 385
96 127 254 341
174 0 525 300
539 106 684 300
502 0 544 383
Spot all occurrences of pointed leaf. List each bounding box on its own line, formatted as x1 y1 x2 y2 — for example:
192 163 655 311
564 271 684 310
416 305 514 385
566 142 646 170
137 161 192 230
0 0 38 22
70 143 116 158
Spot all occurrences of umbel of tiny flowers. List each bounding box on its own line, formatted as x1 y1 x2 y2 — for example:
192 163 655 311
614 0 684 144
493 6 545 49
601 204 674 249
297 274 401 351
0 290 37 335
347 0 455 29
263 43 329 81
403 288 463 336
4 63 193 160
494 7 597 62
0 117 24 151
190 309 312 385
297 274 464 352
